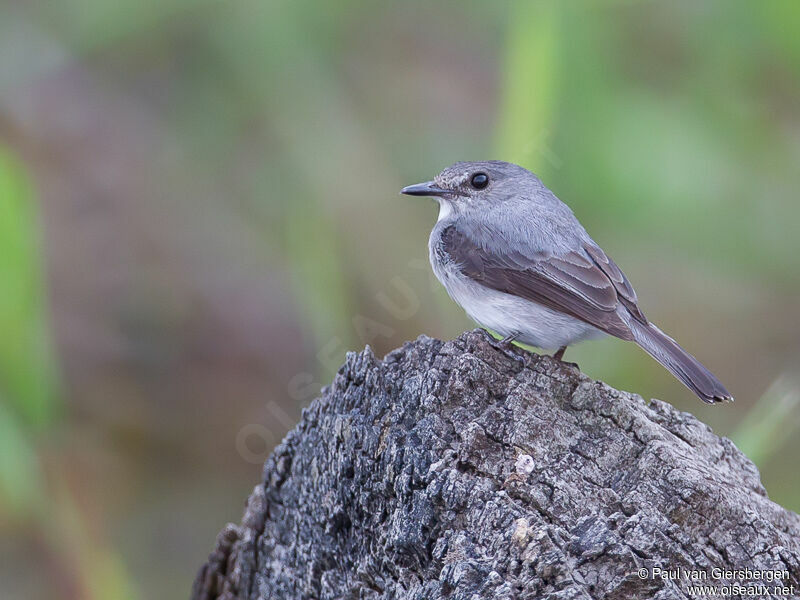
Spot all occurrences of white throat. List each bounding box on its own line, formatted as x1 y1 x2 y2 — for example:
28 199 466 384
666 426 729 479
437 200 454 222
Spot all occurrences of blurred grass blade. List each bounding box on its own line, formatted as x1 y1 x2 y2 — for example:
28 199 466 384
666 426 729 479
0 400 44 517
284 197 355 369
731 376 800 467
47 473 140 600
495 1 561 179
0 147 59 427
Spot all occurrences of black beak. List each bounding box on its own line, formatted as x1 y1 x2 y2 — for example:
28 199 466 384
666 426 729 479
400 180 450 197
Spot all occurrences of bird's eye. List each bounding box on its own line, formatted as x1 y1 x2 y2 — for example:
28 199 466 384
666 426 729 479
470 172 489 190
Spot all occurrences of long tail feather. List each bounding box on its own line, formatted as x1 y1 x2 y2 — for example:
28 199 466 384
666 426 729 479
629 320 733 404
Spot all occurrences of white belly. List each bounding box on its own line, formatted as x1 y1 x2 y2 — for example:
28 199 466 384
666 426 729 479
431 260 605 350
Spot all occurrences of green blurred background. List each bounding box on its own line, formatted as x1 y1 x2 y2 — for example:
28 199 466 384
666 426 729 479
1 0 799 597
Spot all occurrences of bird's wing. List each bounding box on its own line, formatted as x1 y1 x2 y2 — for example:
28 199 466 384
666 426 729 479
582 243 647 324
440 224 648 340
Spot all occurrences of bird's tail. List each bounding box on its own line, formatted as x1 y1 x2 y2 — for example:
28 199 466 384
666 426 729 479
629 320 733 404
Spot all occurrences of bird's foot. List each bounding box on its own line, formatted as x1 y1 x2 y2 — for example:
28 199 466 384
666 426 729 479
500 333 520 345
482 330 525 367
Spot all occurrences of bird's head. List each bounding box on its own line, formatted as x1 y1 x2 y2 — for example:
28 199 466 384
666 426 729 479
401 160 539 217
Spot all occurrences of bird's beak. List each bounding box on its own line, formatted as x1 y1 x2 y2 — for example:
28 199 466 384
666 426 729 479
400 180 450 198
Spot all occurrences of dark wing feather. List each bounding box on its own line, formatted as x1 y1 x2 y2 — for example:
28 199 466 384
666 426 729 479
440 225 642 340
582 243 647 324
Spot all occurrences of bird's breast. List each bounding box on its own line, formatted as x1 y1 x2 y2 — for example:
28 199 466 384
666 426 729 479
427 222 604 349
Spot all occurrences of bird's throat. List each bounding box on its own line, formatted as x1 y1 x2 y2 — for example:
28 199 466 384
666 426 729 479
437 200 454 222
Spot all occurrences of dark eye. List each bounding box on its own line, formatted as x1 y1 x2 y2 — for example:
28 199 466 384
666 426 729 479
470 172 489 189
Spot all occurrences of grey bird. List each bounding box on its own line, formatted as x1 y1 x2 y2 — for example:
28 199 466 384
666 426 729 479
402 160 732 404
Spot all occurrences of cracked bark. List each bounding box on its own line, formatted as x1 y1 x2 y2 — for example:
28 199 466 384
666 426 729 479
191 330 800 600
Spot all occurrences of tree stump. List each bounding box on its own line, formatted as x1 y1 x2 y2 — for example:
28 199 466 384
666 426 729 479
191 330 800 599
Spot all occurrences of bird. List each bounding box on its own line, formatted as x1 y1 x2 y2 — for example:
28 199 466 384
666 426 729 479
401 160 732 404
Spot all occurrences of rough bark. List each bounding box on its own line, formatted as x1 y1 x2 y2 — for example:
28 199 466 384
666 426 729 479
192 330 800 600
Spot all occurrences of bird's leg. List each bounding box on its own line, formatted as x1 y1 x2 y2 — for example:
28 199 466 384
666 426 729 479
552 345 580 370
